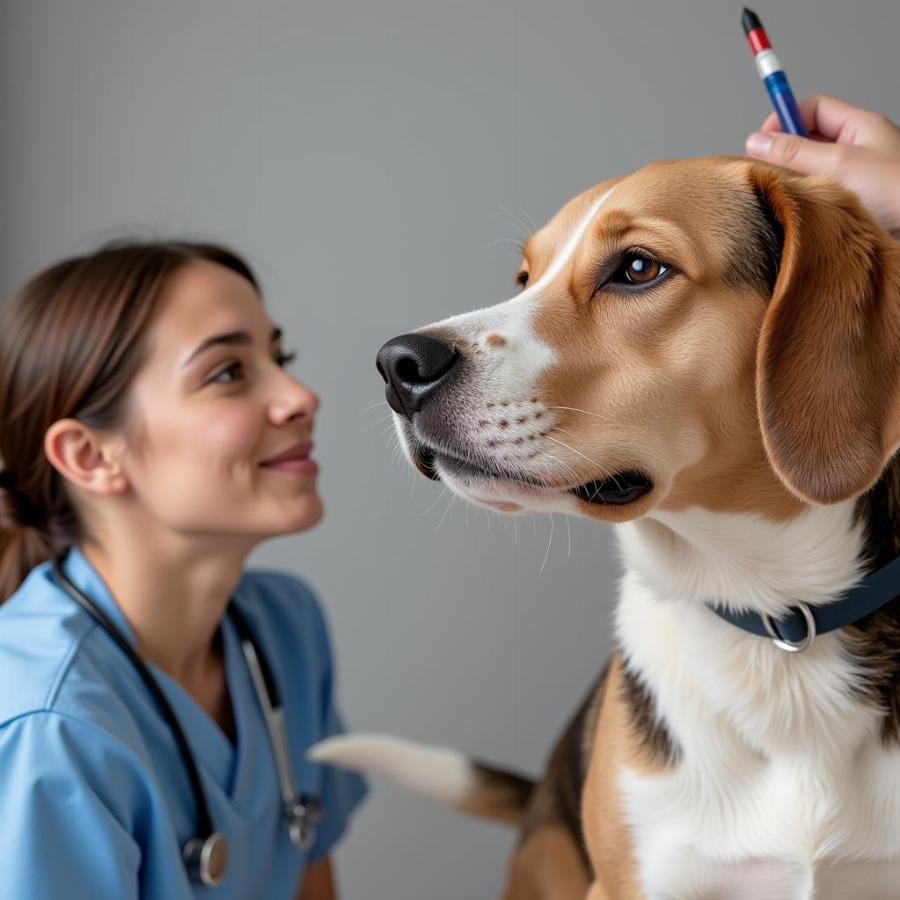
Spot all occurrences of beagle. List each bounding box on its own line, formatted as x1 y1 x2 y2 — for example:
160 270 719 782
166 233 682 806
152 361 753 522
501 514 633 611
313 157 900 899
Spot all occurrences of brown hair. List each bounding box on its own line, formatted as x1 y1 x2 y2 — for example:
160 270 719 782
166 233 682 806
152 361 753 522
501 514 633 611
0 240 259 601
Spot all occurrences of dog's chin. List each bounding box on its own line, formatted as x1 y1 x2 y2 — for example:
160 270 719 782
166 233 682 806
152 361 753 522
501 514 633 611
409 443 655 518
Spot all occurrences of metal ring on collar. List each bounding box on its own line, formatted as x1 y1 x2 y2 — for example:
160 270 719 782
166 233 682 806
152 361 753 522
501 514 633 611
761 602 816 653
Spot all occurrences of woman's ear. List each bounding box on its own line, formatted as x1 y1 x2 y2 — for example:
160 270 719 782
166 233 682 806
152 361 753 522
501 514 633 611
751 161 900 504
44 419 129 498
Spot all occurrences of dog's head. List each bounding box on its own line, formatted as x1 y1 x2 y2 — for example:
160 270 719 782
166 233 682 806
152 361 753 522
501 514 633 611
377 157 900 524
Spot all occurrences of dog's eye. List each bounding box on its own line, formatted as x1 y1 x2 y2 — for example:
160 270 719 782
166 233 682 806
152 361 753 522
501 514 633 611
612 252 668 286
515 270 529 290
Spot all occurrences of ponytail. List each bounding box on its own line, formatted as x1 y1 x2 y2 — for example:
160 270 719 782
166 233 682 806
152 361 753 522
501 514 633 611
0 481 53 601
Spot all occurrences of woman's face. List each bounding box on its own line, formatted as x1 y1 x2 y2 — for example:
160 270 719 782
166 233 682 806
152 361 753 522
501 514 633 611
117 258 322 543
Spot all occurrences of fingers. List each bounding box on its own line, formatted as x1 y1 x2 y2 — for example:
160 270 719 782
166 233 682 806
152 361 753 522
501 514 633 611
745 130 849 176
756 94 877 142
758 110 782 134
799 94 869 142
757 99 819 135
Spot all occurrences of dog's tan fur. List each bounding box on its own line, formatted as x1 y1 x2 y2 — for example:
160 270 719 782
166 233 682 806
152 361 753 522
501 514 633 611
580 655 662 900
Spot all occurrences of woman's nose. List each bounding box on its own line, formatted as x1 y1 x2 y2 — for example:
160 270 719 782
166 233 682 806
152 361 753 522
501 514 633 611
270 373 319 425
375 333 459 417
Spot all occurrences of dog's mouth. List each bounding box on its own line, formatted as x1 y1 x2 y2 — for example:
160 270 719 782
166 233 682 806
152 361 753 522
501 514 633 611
568 471 654 506
411 444 653 507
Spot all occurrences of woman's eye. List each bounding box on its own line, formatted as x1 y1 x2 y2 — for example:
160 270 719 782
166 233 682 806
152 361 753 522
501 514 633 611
612 252 669 287
274 350 297 368
208 350 295 386
210 361 244 384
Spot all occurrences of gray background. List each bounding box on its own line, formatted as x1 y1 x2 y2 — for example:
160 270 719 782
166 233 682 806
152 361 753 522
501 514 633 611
2 1 898 897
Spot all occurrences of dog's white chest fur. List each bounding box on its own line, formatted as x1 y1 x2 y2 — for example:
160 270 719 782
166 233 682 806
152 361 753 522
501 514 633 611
611 503 900 899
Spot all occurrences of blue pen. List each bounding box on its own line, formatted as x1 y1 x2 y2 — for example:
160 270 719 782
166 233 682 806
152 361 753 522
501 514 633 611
742 8 809 137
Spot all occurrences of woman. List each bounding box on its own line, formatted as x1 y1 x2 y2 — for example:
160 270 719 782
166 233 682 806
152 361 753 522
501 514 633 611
0 241 366 899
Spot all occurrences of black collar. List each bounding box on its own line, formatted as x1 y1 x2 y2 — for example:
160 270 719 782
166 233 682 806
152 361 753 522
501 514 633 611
707 553 900 652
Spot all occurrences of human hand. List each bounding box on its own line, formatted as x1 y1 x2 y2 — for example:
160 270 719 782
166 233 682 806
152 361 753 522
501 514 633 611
745 94 900 238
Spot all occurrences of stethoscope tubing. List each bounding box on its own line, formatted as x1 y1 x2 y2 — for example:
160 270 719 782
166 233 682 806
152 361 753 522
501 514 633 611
51 559 217 840
50 555 320 886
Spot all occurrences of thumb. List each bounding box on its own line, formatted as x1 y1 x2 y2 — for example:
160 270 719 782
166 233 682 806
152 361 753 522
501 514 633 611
745 130 845 176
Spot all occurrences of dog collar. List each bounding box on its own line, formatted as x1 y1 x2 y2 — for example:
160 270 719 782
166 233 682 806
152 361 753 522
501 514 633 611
707 553 900 653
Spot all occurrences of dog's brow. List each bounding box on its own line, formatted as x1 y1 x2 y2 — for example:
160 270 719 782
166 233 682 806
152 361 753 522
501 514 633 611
517 187 615 303
600 220 703 279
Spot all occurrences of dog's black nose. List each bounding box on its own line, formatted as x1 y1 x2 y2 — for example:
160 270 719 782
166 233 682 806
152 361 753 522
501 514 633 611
376 333 459 416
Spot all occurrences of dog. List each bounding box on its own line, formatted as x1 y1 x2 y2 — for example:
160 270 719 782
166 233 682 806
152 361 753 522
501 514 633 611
312 156 900 899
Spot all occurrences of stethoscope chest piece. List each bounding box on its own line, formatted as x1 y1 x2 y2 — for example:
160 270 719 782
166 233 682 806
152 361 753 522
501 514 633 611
183 832 229 887
288 796 322 852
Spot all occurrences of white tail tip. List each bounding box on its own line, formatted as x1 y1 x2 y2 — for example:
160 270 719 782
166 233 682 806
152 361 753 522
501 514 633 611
308 733 476 805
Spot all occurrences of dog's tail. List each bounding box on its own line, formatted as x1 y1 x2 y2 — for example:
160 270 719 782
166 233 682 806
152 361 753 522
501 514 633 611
309 734 535 826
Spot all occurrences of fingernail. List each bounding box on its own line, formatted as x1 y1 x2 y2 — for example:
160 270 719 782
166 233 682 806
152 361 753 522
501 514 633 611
745 131 774 157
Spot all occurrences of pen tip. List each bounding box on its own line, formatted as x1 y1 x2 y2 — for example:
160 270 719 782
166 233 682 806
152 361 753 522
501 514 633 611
742 7 762 35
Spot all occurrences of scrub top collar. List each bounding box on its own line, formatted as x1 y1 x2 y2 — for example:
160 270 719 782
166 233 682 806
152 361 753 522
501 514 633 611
55 548 323 804
60 546 245 787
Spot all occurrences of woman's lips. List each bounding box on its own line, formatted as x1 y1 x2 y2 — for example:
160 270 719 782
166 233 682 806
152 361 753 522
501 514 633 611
260 440 318 475
264 458 319 475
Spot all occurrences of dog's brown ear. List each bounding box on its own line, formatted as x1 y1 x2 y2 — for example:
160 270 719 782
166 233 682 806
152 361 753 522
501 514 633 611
751 162 900 504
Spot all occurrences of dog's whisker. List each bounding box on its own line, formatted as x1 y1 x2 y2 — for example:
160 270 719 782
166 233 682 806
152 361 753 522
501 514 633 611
519 208 538 237
554 427 616 468
538 449 579 478
544 435 624 493
418 485 448 518
497 207 534 244
494 221 531 249
543 434 606 474
532 449 582 485
360 400 389 415
386 431 405 470
486 237 529 252
495 213 531 238
540 514 555 574
365 412 396 431
500 204 537 239
435 493 456 532
499 205 536 244
408 457 419 500
548 406 614 423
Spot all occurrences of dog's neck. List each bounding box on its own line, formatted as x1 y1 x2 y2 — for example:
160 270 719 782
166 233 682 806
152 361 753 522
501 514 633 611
614 459 900 750
617 500 867 621
617 455 900 621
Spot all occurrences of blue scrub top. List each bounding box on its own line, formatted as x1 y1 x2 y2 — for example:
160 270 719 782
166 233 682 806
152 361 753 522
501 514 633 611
0 548 366 899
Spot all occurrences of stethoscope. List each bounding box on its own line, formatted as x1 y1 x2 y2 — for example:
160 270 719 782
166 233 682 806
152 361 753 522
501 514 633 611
51 556 321 888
